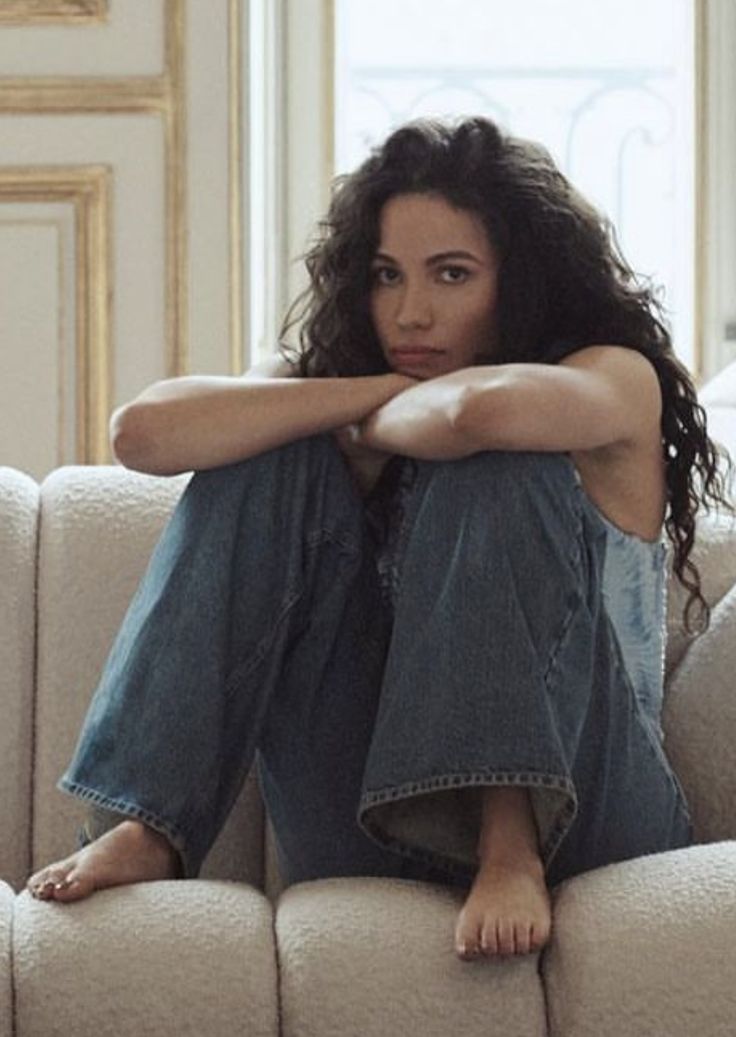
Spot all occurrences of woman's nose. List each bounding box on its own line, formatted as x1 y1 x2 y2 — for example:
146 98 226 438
395 285 433 329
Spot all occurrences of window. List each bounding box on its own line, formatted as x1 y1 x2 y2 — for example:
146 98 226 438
334 0 696 372
258 0 734 384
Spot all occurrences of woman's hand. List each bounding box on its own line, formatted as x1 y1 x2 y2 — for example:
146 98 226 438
332 421 393 462
332 373 418 494
332 422 395 496
332 374 418 457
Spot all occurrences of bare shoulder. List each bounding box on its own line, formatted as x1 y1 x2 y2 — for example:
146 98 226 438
241 353 299 380
562 346 667 540
559 344 662 453
559 345 661 413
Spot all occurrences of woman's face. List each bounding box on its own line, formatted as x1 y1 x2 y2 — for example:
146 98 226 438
369 191 500 380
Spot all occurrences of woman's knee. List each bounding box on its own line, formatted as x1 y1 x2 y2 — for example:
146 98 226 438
189 433 342 487
417 449 577 499
411 450 583 545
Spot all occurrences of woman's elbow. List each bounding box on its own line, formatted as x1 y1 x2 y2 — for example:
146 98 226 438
109 403 172 474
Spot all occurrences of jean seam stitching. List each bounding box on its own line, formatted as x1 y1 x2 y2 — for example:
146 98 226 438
56 780 188 855
359 771 577 876
224 586 304 695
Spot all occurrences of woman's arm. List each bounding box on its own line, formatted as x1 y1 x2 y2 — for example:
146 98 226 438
357 346 659 458
110 357 416 476
357 367 480 460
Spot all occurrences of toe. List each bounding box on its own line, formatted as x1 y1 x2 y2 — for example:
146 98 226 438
27 867 53 895
51 868 94 902
479 924 498 955
28 864 75 900
457 941 482 961
496 919 515 956
455 924 482 961
454 914 480 960
530 920 551 952
515 923 532 955
30 878 61 901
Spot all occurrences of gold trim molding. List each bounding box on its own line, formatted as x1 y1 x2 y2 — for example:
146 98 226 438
0 166 112 464
0 0 187 384
0 0 108 25
0 78 168 113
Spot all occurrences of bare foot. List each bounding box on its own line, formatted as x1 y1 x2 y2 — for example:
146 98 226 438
454 856 551 960
26 820 181 903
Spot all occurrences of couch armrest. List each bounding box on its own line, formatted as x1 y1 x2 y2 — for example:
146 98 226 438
543 842 736 1037
664 575 736 842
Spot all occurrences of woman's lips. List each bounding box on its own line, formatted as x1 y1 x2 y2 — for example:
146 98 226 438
391 348 441 358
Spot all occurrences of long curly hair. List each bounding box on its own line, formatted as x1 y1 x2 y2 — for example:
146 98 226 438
279 115 735 635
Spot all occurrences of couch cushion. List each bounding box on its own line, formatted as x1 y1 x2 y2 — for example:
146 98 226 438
664 564 736 841
665 510 736 678
543 841 736 1037
0 467 38 892
0 882 13 1037
275 876 547 1037
32 465 268 891
13 881 278 1037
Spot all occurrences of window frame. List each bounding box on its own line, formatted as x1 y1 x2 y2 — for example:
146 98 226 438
253 0 735 385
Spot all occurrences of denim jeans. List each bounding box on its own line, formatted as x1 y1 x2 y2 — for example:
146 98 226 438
59 433 693 890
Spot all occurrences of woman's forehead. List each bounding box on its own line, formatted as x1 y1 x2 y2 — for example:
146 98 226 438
376 192 495 262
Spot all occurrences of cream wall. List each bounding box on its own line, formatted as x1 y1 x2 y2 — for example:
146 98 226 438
0 0 246 480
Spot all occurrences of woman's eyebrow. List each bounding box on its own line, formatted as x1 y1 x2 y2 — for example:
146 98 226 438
372 249 484 265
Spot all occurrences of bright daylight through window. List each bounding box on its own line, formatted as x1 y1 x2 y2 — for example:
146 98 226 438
334 0 696 371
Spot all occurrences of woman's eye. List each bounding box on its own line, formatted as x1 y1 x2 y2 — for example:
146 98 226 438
371 266 399 286
439 266 470 283
370 265 469 286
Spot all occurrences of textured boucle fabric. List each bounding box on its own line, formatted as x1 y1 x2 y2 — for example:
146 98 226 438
663 576 736 842
275 876 547 1037
13 880 278 1037
0 882 14 1037
662 509 736 844
0 468 38 892
544 842 736 1037
664 510 736 680
33 465 267 893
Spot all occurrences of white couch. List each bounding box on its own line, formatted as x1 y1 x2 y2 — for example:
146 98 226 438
1 367 736 1037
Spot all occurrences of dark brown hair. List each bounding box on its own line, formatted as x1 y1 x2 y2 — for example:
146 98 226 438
280 115 735 634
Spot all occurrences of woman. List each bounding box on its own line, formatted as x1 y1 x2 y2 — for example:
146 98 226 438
27 116 734 962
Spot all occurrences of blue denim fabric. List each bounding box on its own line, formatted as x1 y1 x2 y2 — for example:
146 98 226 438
571 462 670 740
59 433 693 890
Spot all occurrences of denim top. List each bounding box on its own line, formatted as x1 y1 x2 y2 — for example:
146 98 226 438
365 455 669 740
570 466 669 739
